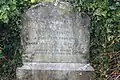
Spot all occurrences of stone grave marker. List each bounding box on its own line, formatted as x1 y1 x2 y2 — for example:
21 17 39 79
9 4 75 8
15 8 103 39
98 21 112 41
16 1 94 80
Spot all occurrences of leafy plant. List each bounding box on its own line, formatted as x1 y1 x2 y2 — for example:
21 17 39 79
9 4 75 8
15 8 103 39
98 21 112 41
70 0 120 79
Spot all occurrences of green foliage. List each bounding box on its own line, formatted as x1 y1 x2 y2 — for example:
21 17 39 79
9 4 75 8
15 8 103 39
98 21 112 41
0 0 32 79
30 0 55 3
0 0 25 23
71 0 120 79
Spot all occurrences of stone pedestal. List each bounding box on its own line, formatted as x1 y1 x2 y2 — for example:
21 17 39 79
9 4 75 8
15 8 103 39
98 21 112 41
16 1 94 80
17 63 94 80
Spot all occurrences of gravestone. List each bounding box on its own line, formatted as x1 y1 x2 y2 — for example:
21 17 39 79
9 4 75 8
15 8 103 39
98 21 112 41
16 1 94 80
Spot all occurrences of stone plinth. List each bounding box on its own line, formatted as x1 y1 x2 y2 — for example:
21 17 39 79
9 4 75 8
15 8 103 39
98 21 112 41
17 63 94 80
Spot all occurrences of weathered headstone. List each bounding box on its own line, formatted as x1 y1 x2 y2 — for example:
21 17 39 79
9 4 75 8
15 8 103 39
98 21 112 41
16 1 94 80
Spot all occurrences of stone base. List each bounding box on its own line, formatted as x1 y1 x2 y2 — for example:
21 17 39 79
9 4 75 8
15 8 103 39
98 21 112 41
16 63 94 80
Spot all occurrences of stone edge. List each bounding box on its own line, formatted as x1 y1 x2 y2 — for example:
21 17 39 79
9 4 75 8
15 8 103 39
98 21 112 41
17 63 94 71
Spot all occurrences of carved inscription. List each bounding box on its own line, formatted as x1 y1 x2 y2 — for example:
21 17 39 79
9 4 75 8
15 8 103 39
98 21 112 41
24 20 75 54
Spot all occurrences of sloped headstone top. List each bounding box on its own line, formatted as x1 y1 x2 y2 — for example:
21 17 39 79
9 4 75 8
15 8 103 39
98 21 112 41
21 2 90 63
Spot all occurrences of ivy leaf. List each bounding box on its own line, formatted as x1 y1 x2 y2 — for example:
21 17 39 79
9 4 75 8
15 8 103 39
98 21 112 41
31 0 36 3
0 12 9 23
101 11 107 17
2 12 9 23
10 4 16 11
93 8 107 17
12 0 17 5
107 35 114 42
109 6 117 10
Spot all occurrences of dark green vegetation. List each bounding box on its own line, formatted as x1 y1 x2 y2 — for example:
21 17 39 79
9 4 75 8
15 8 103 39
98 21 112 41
71 0 120 79
0 0 120 80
